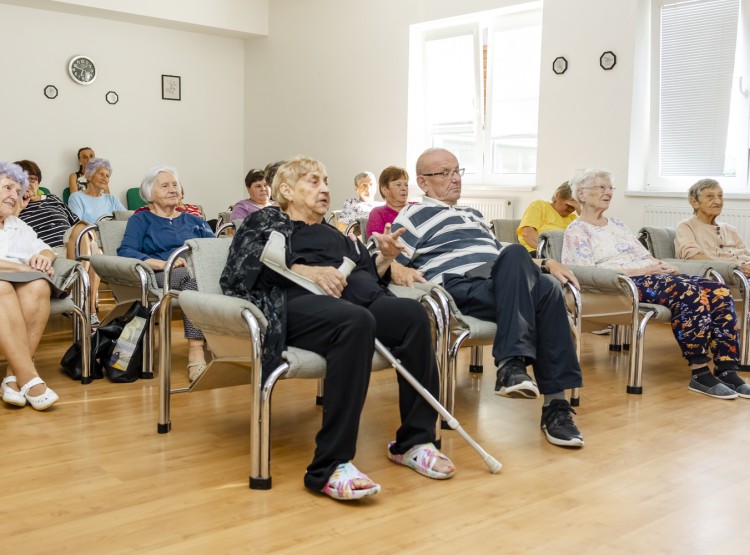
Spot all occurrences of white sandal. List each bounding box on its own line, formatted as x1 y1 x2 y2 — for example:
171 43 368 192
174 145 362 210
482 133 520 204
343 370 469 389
20 377 59 411
2 376 27 407
187 361 207 382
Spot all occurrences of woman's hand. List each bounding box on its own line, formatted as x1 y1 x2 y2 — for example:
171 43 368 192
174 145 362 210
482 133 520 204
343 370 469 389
292 264 347 298
27 253 55 277
371 223 406 263
646 260 677 275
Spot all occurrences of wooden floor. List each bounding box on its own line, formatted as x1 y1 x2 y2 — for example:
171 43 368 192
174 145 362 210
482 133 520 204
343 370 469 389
3 317 750 554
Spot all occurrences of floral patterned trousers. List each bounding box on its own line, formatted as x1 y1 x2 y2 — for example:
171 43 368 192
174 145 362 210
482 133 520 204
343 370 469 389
632 274 739 368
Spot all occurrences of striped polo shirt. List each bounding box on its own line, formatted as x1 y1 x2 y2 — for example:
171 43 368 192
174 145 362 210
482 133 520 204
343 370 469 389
391 196 501 284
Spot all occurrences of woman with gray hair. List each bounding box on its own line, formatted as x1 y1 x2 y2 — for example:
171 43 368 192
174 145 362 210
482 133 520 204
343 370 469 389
675 178 750 276
67 158 125 223
0 162 60 410
337 170 380 231
118 166 215 381
562 169 750 400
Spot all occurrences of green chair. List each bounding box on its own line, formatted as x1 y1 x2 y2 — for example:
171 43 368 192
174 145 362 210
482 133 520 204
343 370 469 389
126 188 147 210
63 187 71 204
38 186 52 196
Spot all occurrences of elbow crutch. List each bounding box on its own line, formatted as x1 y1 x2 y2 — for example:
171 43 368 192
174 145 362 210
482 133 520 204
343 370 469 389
260 231 502 474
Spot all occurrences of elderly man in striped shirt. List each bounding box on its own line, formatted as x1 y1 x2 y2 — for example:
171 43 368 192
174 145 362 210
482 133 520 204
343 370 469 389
390 148 585 448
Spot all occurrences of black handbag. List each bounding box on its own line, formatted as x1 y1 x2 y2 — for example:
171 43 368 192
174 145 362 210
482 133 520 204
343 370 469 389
60 301 150 383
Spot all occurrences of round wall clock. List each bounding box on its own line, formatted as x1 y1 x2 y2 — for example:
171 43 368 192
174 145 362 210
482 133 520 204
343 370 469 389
600 51 616 70
105 91 119 105
68 55 97 85
44 85 58 99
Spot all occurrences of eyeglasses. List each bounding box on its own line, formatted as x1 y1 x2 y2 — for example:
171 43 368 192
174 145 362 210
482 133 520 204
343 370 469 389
585 185 616 193
421 168 465 180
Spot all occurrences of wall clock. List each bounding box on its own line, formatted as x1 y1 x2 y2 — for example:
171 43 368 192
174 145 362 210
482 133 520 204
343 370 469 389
600 51 616 70
68 55 96 85
44 85 58 99
553 56 568 75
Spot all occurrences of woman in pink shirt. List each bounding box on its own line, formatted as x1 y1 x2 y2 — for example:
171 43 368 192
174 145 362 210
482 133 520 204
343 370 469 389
366 166 412 238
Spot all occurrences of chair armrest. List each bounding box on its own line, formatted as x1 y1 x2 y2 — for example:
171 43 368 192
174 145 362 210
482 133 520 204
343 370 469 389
566 265 629 293
178 291 269 335
660 258 741 283
89 254 158 289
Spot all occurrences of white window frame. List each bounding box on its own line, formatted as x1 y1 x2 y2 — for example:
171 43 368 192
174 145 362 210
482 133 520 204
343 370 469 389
407 2 543 193
647 0 749 193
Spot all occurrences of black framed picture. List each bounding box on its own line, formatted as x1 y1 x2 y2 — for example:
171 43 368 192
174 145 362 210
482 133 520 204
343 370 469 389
552 56 568 75
600 51 616 70
162 75 181 101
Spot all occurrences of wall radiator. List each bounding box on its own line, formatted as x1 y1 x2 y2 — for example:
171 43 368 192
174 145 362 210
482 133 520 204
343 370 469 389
457 198 514 221
644 205 750 241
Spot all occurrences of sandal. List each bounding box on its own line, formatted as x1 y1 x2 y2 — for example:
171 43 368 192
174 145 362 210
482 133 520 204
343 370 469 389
187 361 207 382
320 462 381 501
20 377 59 411
387 441 455 480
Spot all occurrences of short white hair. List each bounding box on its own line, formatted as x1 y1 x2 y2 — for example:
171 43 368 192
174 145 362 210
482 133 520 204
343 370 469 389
140 166 181 203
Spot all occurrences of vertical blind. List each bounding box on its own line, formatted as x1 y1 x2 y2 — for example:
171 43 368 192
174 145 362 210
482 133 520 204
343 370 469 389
659 0 739 175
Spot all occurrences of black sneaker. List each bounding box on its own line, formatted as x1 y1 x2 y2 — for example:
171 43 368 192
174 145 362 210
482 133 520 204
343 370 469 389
495 358 539 399
540 399 584 448
688 370 738 400
716 370 750 399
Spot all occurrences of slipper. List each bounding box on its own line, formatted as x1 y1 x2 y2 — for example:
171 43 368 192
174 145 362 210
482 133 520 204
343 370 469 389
320 462 381 501
187 361 207 382
387 441 455 480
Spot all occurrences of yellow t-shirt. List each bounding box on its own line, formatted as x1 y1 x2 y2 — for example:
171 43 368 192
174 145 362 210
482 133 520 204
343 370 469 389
516 199 577 251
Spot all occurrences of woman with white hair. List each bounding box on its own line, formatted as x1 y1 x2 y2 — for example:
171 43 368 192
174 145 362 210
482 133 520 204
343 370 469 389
117 166 215 381
67 158 125 223
0 162 60 409
562 169 750 400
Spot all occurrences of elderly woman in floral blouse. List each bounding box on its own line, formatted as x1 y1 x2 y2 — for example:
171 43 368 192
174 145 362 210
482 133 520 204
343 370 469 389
562 169 750 401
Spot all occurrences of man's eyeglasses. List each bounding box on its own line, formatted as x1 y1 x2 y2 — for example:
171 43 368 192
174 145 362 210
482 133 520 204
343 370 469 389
420 168 465 180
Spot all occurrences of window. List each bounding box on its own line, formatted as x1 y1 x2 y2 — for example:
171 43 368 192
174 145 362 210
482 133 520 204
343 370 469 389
408 3 542 189
649 0 748 192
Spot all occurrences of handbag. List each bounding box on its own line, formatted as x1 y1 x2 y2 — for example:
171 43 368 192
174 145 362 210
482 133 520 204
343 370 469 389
60 301 150 383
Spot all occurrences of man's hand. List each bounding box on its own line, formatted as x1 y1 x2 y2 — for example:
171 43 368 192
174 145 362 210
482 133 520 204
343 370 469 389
292 264 347 298
545 259 580 290
390 261 425 287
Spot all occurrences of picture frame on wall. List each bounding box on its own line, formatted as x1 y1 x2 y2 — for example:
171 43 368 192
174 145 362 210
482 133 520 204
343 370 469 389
161 75 181 101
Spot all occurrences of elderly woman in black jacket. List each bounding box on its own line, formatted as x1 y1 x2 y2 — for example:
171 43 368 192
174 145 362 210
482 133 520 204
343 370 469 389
220 156 454 501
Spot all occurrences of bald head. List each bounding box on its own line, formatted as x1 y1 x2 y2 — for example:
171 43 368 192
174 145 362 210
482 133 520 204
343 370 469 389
415 148 462 205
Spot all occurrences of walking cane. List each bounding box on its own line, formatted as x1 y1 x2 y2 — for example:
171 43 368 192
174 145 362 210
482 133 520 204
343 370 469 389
260 231 502 474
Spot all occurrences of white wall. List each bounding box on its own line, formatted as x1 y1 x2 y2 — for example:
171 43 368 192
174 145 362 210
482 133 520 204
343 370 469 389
0 2 246 218
245 0 750 231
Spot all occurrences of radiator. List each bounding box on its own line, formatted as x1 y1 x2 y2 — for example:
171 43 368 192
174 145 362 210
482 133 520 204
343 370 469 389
457 198 514 221
644 205 750 241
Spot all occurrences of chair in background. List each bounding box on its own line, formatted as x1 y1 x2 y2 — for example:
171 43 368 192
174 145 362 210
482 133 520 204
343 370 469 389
79 220 163 378
113 210 135 221
126 188 147 210
62 187 71 204
490 218 522 245
639 225 750 368
38 186 52 196
325 210 341 226
538 229 731 395
157 237 446 490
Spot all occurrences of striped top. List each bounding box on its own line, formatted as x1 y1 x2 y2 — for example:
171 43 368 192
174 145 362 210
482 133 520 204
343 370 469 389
18 194 80 248
391 196 501 284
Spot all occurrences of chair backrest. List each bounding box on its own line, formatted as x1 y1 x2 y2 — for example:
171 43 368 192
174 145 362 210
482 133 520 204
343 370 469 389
113 210 135 221
491 218 522 244
538 229 565 260
358 215 370 239
63 187 71 204
126 188 147 210
97 220 129 256
326 210 341 225
38 186 52 196
184 237 233 294
638 226 677 259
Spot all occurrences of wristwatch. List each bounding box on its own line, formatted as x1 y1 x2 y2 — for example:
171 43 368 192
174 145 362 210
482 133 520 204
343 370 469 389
540 259 550 274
